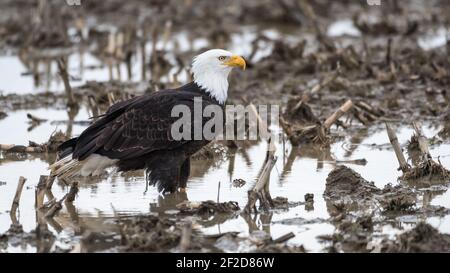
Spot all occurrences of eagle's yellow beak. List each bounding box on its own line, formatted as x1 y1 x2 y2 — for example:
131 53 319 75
224 55 246 70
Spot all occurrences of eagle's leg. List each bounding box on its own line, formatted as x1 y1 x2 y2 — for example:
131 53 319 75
178 158 190 192
144 155 189 193
145 166 177 193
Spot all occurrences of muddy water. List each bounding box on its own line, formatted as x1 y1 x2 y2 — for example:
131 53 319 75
1 105 449 252
1 24 450 252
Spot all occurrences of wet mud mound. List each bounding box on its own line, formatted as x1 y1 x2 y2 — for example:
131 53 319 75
280 98 326 146
382 222 450 253
324 166 381 201
378 184 416 212
177 200 240 217
121 217 181 252
325 166 417 213
119 215 196 252
403 160 450 182
213 229 304 253
319 215 375 253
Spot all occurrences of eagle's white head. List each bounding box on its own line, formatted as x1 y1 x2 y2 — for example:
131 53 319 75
191 49 246 104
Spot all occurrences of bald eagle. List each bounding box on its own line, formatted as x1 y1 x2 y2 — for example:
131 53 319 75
50 49 246 193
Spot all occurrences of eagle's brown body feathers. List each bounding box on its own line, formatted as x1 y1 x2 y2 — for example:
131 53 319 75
52 82 223 193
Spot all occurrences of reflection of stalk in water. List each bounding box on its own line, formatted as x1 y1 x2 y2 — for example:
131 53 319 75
241 212 273 238
299 145 333 170
45 217 63 233
18 48 31 71
150 191 189 216
279 146 296 184
317 148 325 170
10 176 26 227
199 213 239 229
279 144 333 184
344 128 369 158
241 213 259 233
239 148 252 168
62 201 82 234
35 220 53 253
260 212 273 236
327 158 367 166
227 147 237 184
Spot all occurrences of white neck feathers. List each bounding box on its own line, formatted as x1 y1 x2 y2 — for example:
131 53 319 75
193 71 229 104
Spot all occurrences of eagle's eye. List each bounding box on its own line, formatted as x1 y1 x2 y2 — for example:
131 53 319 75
218 56 227 61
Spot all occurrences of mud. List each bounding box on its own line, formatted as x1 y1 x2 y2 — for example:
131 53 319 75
403 160 450 181
232 178 246 188
176 200 240 217
325 166 420 212
0 223 56 253
1 0 450 253
381 222 450 253
119 215 194 252
318 215 375 253
438 111 450 139
325 166 381 201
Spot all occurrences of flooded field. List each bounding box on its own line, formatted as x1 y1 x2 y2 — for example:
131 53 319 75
1 102 449 252
1 0 450 253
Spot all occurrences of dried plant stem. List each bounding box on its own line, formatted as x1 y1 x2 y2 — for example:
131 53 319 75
386 123 409 173
412 121 432 161
272 232 295 244
323 100 353 130
35 175 48 209
179 221 192 252
57 58 76 107
243 102 278 214
10 176 27 224
66 182 79 203
45 194 68 218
